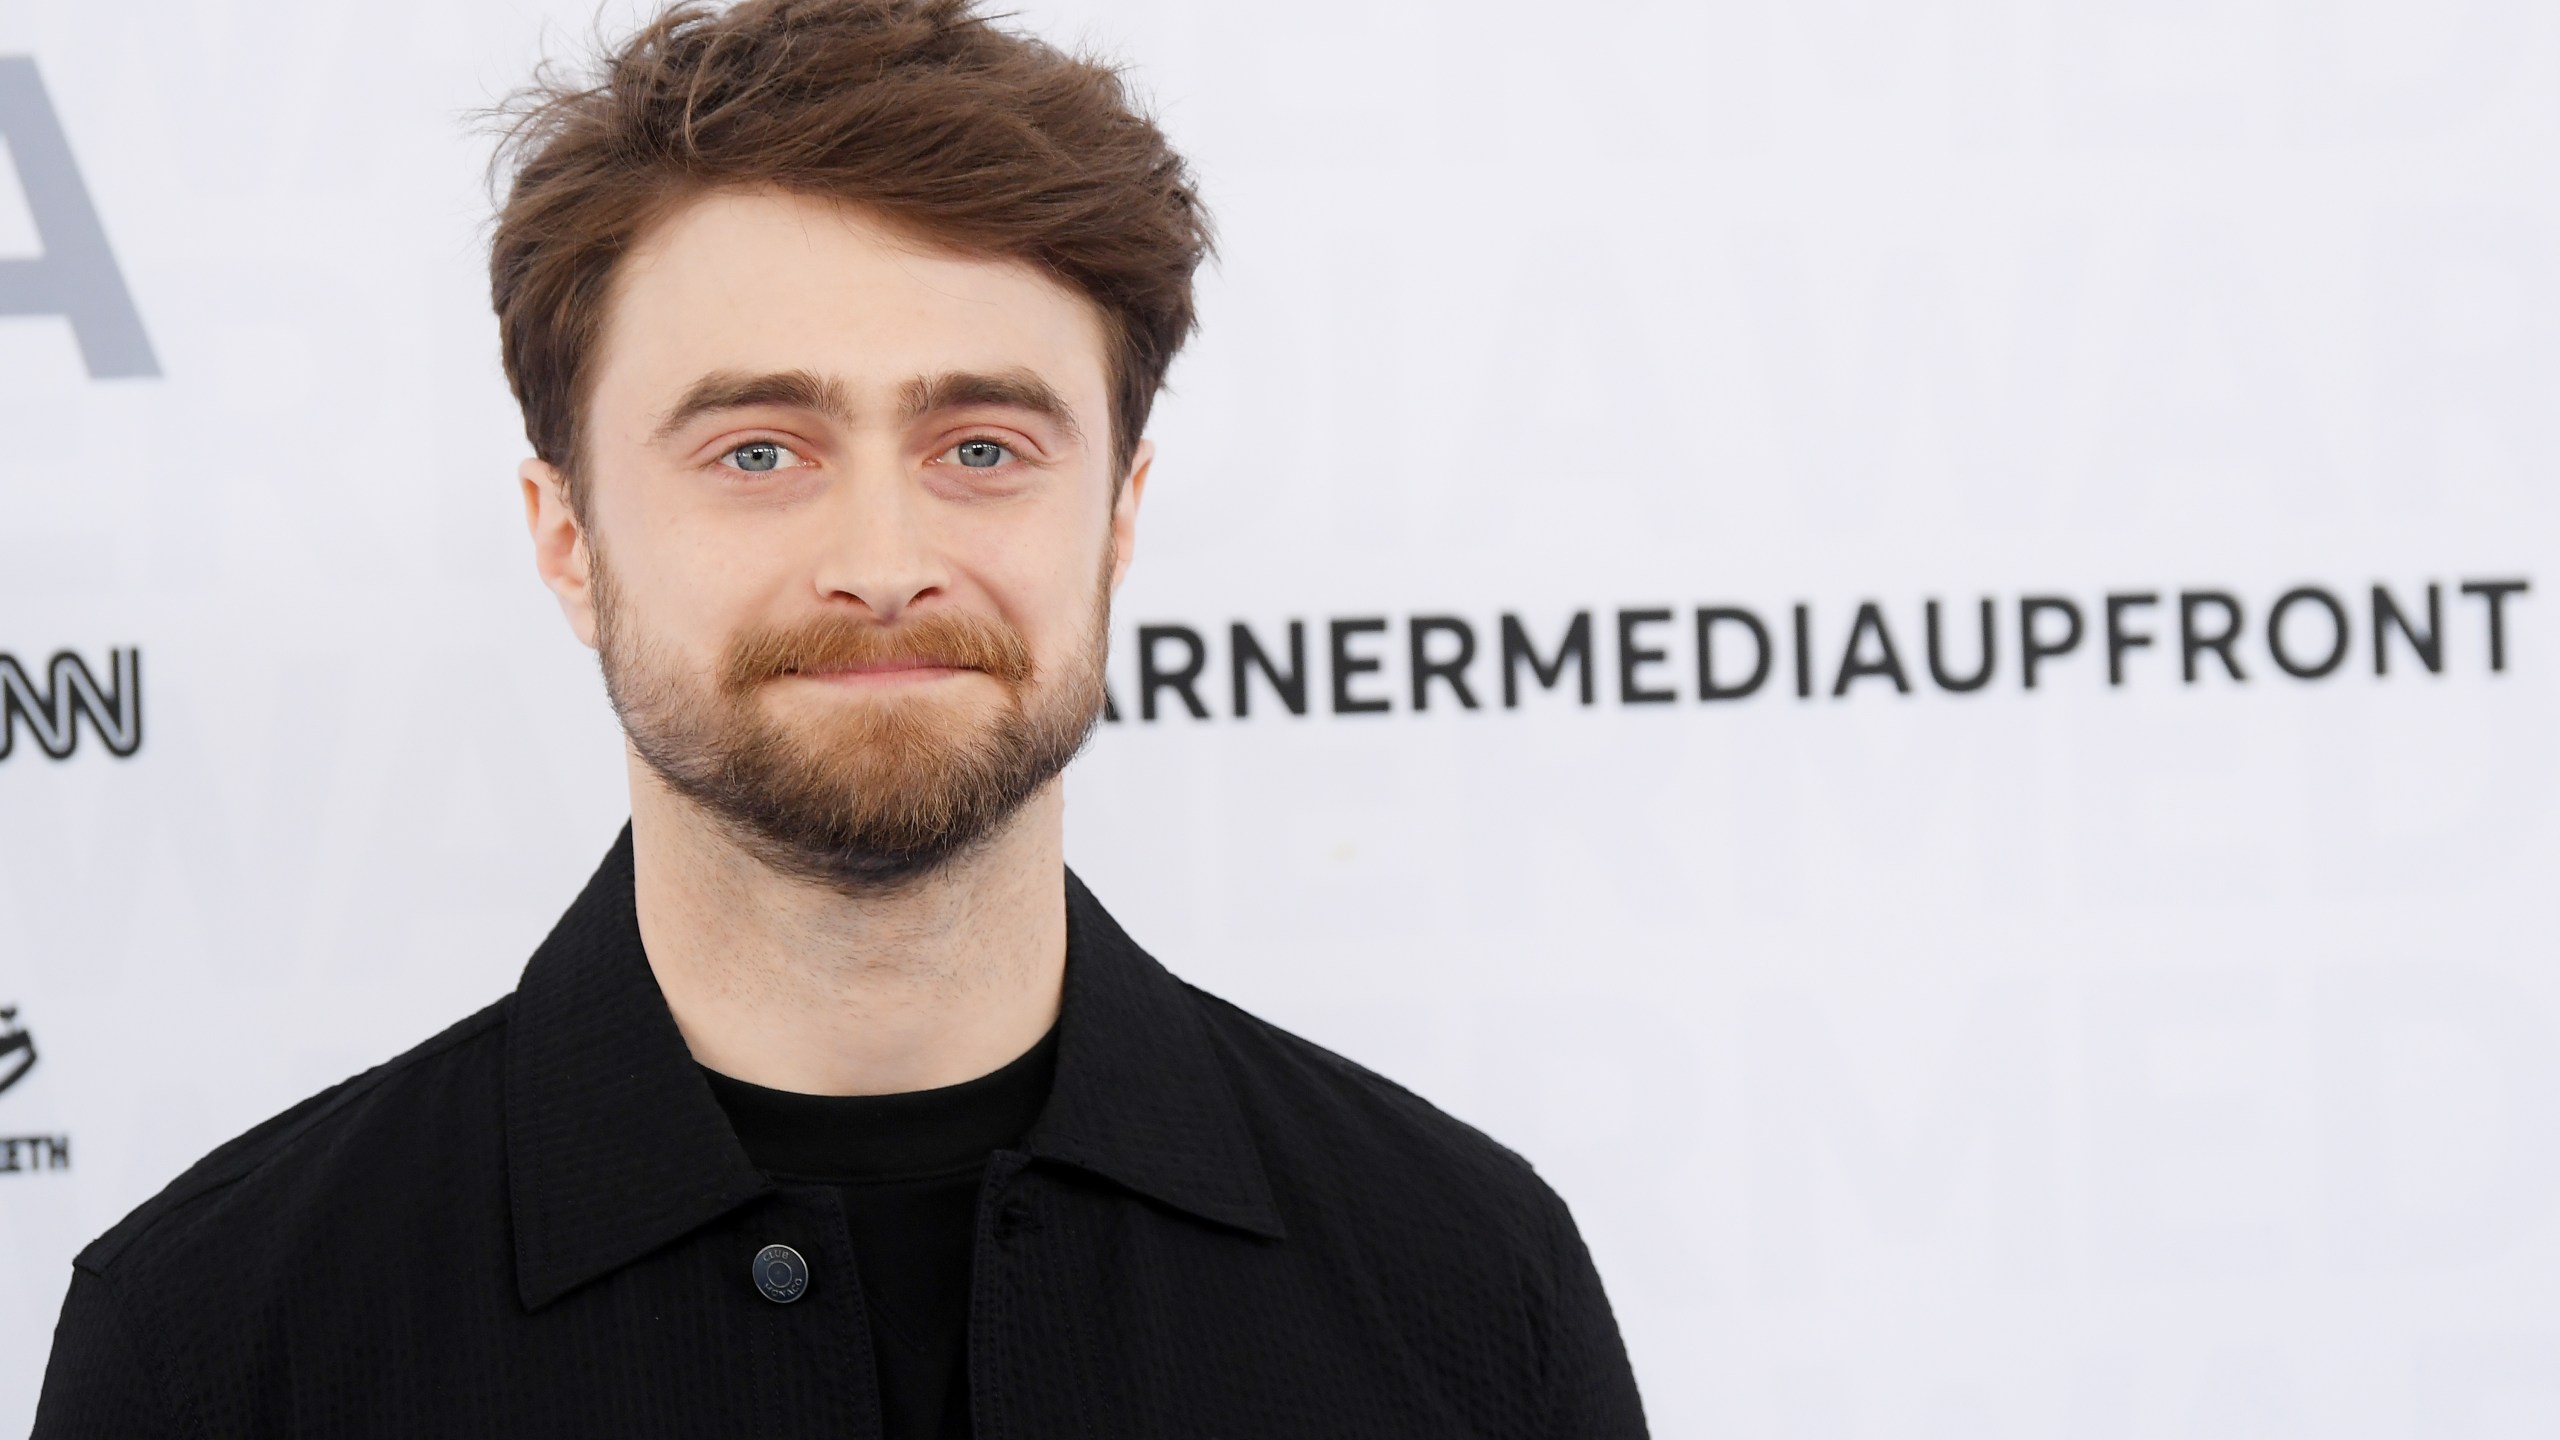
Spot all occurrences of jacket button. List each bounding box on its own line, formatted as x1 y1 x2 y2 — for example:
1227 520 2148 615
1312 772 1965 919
753 1244 809 1304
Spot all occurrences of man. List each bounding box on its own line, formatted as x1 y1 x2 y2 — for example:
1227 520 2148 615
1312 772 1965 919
34 1 1647 1434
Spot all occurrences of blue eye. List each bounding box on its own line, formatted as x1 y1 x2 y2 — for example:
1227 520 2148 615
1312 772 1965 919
724 441 798 473
952 440 1012 469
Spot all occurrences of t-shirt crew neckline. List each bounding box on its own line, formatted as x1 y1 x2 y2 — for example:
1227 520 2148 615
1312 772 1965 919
697 1024 1060 1183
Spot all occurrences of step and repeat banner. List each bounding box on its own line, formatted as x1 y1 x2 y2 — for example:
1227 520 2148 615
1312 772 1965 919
4 1 2555 1433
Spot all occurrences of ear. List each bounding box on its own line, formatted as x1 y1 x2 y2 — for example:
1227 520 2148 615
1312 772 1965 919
1108 438 1151 594
521 458 600 650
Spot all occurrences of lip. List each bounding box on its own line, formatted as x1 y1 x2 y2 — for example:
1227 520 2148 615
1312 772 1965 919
788 660 975 686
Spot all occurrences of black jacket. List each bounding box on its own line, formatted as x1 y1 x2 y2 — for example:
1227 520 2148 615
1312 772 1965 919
35 831 1647 1437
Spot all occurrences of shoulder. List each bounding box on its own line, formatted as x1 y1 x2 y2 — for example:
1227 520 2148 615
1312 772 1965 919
1170 980 1628 1419
76 998 513 1280
1178 981 1568 1253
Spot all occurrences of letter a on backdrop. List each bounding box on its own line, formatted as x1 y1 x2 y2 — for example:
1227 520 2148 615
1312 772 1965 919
0 57 156 378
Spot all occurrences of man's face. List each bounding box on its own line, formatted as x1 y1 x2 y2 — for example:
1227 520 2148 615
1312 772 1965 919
528 189 1143 890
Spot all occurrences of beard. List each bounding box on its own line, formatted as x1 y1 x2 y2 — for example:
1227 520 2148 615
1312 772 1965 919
592 550 1111 894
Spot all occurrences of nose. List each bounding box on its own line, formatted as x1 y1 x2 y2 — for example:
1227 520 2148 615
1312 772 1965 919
809 460 947 622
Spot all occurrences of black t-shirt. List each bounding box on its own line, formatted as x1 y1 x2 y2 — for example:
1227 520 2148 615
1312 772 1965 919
701 1027 1057 1440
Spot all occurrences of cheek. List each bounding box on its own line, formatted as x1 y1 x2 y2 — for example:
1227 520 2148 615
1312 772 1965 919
602 517 769 665
993 504 1116 617
980 516 1113 651
984 570 1081 666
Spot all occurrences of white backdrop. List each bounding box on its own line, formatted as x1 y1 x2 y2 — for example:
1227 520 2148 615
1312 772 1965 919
4 1 2557 1434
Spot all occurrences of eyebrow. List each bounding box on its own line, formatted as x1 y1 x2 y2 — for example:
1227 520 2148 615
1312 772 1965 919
651 368 855 445
649 366 1084 447
900 369 1083 445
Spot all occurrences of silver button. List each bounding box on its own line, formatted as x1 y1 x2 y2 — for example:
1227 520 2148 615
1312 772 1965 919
753 1243 808 1304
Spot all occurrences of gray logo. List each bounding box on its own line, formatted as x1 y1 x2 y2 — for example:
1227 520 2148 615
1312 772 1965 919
0 1007 32 1098
0 56 156 378
0 648 142 760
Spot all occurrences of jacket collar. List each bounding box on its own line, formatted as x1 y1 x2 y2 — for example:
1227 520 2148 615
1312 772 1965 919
504 827 1283 1311
503 829 770 1310
1028 869 1284 1240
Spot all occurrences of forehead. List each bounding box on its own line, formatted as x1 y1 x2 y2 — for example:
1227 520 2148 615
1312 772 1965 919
591 188 1112 415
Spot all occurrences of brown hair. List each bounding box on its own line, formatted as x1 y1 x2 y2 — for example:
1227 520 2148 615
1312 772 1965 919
488 0 1210 508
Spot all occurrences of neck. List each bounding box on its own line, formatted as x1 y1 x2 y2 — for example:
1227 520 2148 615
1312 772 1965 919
625 748 1068 1096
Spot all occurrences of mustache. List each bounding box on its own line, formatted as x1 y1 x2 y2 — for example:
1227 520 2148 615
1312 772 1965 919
721 610 1035 694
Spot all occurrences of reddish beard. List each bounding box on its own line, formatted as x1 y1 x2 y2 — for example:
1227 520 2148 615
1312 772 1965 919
593 551 1111 892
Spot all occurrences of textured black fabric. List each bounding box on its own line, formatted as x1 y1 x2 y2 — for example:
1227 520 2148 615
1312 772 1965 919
700 1024 1058 1439
34 827 1648 1438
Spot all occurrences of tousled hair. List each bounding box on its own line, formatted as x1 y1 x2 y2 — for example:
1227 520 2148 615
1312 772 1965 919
488 0 1211 508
